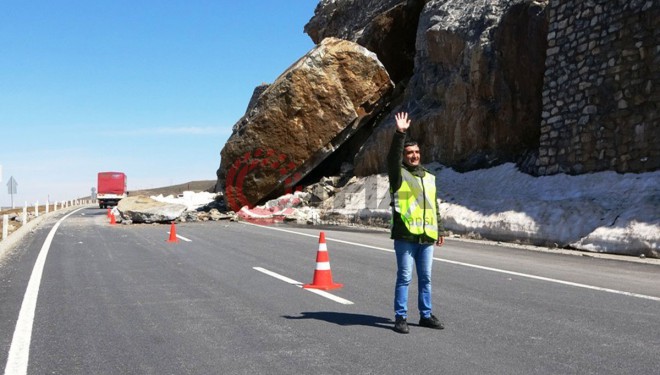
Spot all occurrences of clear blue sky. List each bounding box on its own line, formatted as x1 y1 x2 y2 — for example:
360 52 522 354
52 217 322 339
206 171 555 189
0 0 318 207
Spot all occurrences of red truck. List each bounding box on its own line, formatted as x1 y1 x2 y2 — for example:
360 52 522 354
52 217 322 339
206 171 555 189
97 172 128 208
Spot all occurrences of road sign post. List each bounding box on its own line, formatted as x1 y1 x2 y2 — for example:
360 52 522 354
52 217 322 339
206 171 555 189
2 214 8 240
7 176 17 209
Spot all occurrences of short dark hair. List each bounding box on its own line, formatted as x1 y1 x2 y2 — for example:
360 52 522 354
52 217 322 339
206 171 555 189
403 140 418 148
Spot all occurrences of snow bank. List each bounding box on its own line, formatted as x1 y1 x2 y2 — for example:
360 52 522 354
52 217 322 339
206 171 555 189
147 164 659 257
324 163 659 257
151 191 218 211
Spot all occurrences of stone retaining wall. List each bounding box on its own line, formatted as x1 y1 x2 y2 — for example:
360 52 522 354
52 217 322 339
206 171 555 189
535 0 658 175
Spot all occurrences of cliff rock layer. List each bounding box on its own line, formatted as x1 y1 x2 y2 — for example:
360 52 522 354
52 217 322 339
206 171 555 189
305 0 425 84
346 0 549 175
216 0 657 209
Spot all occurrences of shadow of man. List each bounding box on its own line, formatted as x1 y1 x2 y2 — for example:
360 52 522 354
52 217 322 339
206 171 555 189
283 311 392 330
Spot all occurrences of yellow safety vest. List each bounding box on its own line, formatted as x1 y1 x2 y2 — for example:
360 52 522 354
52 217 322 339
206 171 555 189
392 168 438 240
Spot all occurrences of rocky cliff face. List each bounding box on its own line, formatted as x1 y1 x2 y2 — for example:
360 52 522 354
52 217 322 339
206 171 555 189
305 0 425 85
304 0 657 176
216 0 657 207
314 0 549 175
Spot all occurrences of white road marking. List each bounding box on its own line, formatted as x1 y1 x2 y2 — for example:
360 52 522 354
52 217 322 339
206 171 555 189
242 222 660 302
4 207 86 375
167 232 192 242
437 258 660 302
253 267 354 305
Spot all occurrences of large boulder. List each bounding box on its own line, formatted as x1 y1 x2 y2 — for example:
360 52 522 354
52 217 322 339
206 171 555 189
117 196 187 224
216 37 393 210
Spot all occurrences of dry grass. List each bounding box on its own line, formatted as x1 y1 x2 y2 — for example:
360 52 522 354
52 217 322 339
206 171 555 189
0 205 57 238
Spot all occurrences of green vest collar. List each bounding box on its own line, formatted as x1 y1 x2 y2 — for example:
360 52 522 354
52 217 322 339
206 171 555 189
402 163 427 177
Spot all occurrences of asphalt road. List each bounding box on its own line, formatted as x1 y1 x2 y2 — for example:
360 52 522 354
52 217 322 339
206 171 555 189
1 207 659 374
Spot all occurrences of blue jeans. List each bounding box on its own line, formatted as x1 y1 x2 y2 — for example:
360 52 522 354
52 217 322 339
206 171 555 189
394 239 434 319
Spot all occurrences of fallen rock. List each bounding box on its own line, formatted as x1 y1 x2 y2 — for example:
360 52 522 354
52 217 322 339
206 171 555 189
117 196 187 224
193 209 236 222
234 191 321 224
216 37 393 210
305 177 338 205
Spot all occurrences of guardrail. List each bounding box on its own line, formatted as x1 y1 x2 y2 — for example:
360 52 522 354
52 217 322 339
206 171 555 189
1 200 94 241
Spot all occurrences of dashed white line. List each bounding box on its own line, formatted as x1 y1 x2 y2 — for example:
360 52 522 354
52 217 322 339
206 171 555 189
242 222 660 302
253 267 354 305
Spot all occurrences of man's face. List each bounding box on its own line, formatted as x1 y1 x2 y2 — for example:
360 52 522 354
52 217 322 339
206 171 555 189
403 145 421 167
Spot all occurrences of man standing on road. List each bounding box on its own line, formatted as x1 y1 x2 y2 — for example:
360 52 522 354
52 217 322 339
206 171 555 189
387 111 445 334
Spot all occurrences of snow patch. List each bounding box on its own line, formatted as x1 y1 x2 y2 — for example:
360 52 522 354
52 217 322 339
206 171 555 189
324 163 659 256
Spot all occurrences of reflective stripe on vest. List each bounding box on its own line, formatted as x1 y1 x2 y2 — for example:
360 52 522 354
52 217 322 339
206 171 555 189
392 168 438 240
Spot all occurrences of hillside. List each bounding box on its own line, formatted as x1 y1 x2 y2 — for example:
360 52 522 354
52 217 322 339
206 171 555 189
129 180 216 197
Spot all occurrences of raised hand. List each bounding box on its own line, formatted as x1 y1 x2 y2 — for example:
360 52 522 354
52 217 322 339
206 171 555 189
395 112 411 133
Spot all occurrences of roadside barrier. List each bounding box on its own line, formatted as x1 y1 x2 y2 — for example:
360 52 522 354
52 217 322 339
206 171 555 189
1 200 91 243
1 201 93 257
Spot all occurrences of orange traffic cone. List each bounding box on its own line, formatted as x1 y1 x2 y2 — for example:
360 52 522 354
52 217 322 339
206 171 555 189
167 221 179 243
303 232 343 290
109 213 117 225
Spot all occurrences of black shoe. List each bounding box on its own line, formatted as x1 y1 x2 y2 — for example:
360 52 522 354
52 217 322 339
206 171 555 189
393 316 409 334
419 314 444 330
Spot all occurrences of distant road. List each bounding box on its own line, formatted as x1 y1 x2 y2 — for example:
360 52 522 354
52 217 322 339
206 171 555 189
1 207 659 374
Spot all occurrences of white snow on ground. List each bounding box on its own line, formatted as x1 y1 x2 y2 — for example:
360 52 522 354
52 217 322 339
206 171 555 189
325 163 659 257
151 191 218 211
152 163 659 257
436 163 659 255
